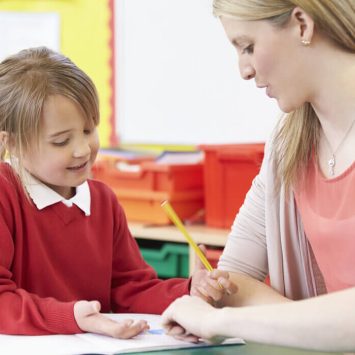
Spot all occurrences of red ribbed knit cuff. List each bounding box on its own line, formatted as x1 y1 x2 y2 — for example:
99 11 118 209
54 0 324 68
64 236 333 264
44 300 83 334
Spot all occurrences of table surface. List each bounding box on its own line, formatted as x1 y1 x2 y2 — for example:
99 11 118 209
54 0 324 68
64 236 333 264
126 342 345 355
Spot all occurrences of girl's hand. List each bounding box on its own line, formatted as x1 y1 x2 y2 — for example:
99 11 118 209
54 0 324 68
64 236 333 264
162 295 223 343
74 300 149 338
190 245 238 303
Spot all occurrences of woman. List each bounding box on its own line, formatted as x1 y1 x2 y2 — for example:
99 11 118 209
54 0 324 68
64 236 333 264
162 0 355 351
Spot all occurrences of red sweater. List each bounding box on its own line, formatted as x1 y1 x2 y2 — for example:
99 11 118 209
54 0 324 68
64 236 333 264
0 163 190 335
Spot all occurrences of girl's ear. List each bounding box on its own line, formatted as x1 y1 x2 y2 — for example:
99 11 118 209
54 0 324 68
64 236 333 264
0 131 9 159
0 131 8 148
290 6 315 44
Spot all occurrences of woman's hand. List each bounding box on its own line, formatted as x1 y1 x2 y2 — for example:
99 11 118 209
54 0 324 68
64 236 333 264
190 245 238 303
162 295 224 343
74 300 149 338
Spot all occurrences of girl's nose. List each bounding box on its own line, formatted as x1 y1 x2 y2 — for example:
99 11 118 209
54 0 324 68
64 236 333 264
73 138 91 158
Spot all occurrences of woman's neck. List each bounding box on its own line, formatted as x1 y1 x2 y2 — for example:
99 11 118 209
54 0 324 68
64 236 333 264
310 50 355 138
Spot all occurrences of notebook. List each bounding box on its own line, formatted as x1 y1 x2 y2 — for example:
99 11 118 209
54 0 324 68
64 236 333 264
0 313 244 355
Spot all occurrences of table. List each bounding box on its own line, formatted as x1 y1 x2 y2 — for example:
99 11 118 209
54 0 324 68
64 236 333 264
127 342 345 355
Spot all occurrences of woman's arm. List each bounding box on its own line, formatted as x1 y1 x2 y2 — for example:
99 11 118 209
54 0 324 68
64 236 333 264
162 288 355 352
222 272 290 306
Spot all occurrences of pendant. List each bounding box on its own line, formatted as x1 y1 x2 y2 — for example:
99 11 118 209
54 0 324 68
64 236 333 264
328 155 335 176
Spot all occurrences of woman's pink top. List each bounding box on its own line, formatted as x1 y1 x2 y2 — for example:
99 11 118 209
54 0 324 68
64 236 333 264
295 158 355 292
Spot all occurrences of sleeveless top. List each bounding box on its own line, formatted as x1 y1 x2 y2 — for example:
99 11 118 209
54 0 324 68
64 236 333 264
295 158 355 292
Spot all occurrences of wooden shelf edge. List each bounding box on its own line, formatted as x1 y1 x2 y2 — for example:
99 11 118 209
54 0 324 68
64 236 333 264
128 222 229 247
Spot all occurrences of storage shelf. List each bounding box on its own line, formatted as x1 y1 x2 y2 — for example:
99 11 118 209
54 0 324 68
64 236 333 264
129 222 228 245
129 222 229 274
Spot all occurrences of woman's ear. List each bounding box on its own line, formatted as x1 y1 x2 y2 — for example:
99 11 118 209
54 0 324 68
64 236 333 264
290 6 315 45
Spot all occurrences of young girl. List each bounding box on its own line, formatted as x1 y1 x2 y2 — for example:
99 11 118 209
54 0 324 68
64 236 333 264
0 47 235 338
162 0 355 351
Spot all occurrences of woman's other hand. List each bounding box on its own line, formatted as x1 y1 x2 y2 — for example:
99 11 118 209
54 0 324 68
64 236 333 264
162 295 223 343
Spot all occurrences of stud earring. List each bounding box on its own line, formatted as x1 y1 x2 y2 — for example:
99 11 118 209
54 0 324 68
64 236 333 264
301 40 311 46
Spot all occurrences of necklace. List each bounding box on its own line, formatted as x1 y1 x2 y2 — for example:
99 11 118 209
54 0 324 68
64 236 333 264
323 119 355 176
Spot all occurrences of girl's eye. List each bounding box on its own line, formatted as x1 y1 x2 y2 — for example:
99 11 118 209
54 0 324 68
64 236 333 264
52 139 69 147
83 129 92 135
242 44 254 54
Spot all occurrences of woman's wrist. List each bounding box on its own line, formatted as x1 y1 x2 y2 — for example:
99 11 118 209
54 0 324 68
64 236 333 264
203 306 229 339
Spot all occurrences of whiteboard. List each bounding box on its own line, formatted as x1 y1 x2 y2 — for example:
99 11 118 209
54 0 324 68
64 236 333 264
115 0 281 144
0 12 60 61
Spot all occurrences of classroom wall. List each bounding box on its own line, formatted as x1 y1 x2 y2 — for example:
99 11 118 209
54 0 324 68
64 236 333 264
0 0 281 147
0 0 113 147
114 0 281 145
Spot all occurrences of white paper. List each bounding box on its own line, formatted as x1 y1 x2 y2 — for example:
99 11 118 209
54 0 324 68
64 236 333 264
0 313 244 355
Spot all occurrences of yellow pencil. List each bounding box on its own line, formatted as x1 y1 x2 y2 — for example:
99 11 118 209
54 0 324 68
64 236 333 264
161 200 213 272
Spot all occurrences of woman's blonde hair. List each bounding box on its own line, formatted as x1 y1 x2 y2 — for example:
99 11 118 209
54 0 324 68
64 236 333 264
213 0 355 192
0 47 99 176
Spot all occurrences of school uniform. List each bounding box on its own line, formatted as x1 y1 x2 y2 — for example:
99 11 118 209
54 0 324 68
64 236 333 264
0 162 190 335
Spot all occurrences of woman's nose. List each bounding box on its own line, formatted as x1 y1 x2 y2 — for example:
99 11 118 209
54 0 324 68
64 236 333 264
239 61 255 80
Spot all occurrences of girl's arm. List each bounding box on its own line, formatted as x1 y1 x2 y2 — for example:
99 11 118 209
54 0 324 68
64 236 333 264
162 289 355 352
0 217 149 338
0 226 81 335
110 202 237 314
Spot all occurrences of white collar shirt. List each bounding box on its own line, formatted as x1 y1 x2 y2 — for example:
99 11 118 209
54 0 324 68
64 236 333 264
22 170 91 216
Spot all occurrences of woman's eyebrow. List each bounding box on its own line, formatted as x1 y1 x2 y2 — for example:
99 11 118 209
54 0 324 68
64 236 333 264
231 35 250 47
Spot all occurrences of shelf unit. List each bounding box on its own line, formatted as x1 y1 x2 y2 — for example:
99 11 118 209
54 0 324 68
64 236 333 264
129 222 229 274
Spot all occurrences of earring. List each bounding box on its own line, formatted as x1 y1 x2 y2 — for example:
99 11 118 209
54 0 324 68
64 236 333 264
301 40 311 46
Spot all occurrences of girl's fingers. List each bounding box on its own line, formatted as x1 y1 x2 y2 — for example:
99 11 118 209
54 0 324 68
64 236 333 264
105 318 149 339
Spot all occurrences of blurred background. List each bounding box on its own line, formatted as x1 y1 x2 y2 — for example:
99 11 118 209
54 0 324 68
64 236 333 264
0 0 280 278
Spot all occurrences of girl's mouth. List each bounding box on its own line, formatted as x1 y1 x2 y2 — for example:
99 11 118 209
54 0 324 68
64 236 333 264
67 162 88 171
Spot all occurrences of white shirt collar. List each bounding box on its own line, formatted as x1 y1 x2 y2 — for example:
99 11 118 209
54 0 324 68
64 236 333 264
22 170 91 216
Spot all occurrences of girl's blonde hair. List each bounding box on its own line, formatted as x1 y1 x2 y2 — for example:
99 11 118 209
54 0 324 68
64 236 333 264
0 47 99 174
213 0 355 192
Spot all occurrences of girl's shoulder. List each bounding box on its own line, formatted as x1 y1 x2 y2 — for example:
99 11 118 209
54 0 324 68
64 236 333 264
87 178 126 218
87 178 118 203
0 162 26 206
0 162 19 189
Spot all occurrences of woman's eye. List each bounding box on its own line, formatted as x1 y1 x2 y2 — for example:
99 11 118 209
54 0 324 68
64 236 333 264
52 139 69 147
83 129 92 135
242 44 254 54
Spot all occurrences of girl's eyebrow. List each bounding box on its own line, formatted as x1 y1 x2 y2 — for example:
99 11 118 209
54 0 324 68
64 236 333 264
48 129 71 138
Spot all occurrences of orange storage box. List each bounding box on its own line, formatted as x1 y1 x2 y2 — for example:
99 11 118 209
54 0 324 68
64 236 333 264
92 159 204 224
200 143 264 228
